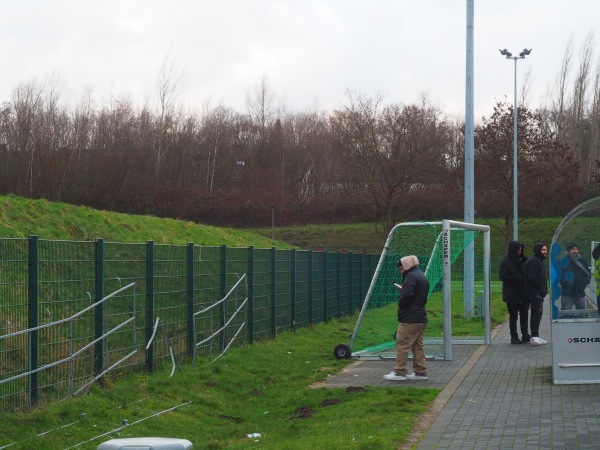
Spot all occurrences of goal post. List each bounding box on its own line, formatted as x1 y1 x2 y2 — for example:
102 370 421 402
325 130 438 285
334 220 490 361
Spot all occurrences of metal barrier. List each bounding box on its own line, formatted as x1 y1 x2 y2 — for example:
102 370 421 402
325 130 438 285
0 237 378 412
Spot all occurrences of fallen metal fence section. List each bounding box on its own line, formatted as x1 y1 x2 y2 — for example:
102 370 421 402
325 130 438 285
193 273 248 363
0 283 137 401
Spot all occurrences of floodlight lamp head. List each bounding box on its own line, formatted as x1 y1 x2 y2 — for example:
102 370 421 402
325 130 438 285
499 48 512 57
519 48 532 57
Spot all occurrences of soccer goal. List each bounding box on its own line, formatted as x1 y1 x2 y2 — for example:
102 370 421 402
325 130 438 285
334 219 490 361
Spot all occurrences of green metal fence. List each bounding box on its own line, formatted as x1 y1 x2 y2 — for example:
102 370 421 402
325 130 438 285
0 236 378 412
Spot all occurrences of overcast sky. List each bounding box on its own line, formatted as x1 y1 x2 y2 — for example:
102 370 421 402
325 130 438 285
2 1 599 120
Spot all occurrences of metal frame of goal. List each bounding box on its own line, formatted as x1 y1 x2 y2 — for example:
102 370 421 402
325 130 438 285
334 219 491 361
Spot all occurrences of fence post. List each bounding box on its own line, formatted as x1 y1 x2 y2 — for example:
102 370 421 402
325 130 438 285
359 254 364 308
336 251 341 318
323 251 328 323
146 240 155 373
308 250 313 325
247 246 254 343
271 247 276 336
27 235 39 406
291 249 296 330
187 243 194 357
348 252 353 315
220 245 227 351
94 238 105 376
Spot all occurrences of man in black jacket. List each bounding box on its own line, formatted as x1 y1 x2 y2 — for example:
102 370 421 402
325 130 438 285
524 243 548 346
499 240 529 344
384 255 430 381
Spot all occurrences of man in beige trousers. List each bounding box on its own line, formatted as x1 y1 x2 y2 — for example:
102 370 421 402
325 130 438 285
384 255 429 381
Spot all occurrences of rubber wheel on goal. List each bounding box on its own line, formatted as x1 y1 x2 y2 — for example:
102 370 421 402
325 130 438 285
333 343 352 360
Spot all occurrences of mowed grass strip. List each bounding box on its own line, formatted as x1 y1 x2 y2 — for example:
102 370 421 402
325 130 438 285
0 314 438 449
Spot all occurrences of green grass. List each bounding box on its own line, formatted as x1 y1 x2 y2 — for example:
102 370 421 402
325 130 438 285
0 315 439 449
0 194 294 248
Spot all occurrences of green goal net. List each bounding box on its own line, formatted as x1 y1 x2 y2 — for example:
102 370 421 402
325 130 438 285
341 220 490 360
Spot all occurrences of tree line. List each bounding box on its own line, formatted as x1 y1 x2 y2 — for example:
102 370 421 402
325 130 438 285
1 37 600 242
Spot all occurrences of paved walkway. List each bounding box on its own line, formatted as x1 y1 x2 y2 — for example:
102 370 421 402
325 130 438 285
320 302 600 449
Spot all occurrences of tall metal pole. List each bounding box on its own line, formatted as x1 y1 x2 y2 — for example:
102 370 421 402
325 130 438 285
465 0 474 225
512 58 519 241
464 0 475 317
499 48 531 241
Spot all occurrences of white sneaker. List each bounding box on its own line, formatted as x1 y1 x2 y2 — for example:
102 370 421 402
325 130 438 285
384 371 407 381
407 372 428 380
530 337 547 346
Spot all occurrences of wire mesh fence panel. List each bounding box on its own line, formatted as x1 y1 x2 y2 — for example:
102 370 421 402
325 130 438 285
311 252 326 323
294 251 310 327
326 253 340 320
339 253 350 317
0 238 29 410
225 247 249 347
153 244 189 368
251 248 274 341
275 249 292 333
104 242 147 373
37 239 96 405
350 254 361 313
193 246 222 358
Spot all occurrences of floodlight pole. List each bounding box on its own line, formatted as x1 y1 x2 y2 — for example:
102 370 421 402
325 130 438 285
500 48 531 241
463 0 475 317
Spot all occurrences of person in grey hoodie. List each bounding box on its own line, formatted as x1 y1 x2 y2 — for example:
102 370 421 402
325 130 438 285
384 255 430 381
524 243 548 345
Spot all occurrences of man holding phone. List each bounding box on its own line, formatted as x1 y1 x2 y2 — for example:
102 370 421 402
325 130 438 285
384 255 429 381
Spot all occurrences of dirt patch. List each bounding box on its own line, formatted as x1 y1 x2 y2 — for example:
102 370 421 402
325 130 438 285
293 406 315 419
218 414 243 423
345 386 367 393
319 398 341 407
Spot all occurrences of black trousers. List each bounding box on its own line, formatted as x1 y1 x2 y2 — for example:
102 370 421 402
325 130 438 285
506 300 530 338
528 295 544 337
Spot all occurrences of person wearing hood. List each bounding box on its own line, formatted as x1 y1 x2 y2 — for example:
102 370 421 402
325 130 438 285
524 243 549 345
499 240 529 344
384 255 429 381
559 241 591 311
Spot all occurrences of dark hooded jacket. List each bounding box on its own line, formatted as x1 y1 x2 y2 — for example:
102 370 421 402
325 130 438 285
397 256 429 323
559 244 591 297
498 240 526 305
524 243 548 298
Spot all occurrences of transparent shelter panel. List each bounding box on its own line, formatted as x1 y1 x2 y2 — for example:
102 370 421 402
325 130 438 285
550 197 600 384
550 202 600 322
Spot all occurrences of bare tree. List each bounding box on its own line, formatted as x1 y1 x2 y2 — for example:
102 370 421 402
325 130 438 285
571 32 595 180
155 53 184 181
330 92 451 232
246 75 276 137
550 34 574 141
11 80 43 194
